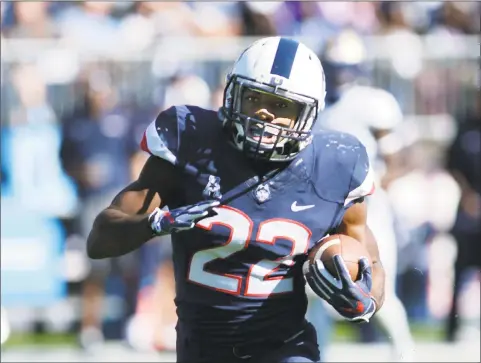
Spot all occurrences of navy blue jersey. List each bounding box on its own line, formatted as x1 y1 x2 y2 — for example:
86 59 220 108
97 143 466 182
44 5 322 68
140 105 375 345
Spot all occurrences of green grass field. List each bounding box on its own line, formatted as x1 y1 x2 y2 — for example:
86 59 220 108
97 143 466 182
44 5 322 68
3 321 445 348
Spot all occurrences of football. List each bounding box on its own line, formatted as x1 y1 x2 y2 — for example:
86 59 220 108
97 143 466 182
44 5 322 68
307 234 372 281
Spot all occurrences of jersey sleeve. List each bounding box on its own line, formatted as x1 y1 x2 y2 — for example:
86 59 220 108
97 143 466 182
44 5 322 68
140 105 187 165
311 131 375 207
343 148 376 207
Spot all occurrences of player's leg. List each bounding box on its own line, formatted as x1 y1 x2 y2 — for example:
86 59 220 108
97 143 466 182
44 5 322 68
445 230 478 342
367 189 415 362
125 235 174 351
306 295 334 362
78 200 110 350
175 323 237 363
446 262 466 341
149 238 177 351
373 233 415 362
254 323 320 363
374 284 415 361
78 259 109 350
78 190 120 350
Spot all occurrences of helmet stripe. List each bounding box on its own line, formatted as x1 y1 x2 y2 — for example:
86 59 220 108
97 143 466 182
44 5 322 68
270 38 299 79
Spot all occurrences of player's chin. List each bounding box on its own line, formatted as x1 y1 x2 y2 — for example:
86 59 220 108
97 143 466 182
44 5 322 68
250 135 277 145
247 128 277 146
247 126 287 146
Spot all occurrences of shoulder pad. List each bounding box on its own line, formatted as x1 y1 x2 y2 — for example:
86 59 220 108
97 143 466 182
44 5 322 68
310 130 375 206
141 106 179 165
140 105 217 166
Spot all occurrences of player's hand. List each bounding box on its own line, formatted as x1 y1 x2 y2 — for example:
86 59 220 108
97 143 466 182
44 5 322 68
303 255 376 323
148 200 220 235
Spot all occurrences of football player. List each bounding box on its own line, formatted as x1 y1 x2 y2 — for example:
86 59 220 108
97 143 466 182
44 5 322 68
87 37 386 363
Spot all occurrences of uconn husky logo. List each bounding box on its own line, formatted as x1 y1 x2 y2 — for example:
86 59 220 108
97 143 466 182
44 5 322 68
203 175 222 200
253 183 271 203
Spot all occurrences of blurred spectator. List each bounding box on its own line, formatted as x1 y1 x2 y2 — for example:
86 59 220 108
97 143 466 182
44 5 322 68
188 3 241 36
163 73 212 110
0 1 6 29
59 68 143 350
376 3 425 82
4 63 77 217
309 2 378 37
429 2 480 35
387 138 463 322
9 64 55 125
5 2 59 38
116 3 156 53
319 29 370 106
211 83 226 110
240 2 280 36
445 96 481 341
56 2 119 53
376 2 411 33
120 2 241 41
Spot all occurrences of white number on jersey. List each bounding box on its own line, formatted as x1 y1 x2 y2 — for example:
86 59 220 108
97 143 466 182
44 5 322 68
187 206 311 297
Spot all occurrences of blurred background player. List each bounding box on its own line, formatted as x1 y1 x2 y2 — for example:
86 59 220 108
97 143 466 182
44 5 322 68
125 71 213 352
59 68 146 351
444 94 481 342
311 30 415 362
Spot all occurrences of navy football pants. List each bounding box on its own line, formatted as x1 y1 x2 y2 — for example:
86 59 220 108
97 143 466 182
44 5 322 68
176 321 320 363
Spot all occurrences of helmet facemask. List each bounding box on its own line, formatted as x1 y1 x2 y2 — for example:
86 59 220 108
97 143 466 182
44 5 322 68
221 75 319 162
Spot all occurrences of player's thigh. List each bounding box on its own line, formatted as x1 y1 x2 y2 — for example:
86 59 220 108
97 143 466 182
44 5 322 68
254 323 320 363
306 296 333 352
255 344 319 363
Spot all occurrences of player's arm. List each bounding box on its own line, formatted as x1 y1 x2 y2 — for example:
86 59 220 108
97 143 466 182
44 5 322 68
86 156 176 259
304 135 382 322
304 200 383 323
337 201 385 310
88 106 219 260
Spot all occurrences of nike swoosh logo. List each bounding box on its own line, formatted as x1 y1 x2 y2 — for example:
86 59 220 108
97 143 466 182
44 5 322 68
291 201 315 212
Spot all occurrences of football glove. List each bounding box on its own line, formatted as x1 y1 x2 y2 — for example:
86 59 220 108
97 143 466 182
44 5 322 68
148 200 220 235
303 255 377 323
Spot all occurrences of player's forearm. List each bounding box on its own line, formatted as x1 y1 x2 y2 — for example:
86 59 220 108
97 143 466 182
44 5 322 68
371 261 385 311
87 207 159 259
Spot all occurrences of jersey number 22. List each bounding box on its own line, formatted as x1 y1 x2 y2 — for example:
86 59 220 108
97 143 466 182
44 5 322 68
187 206 311 297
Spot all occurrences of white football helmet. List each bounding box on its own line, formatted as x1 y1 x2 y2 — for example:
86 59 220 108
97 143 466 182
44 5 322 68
320 85 404 175
220 37 327 162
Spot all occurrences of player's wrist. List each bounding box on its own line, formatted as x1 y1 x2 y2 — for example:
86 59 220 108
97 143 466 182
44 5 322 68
346 298 376 324
371 296 378 311
148 208 171 236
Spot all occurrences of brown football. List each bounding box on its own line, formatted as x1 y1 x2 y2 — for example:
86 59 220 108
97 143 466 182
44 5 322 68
307 234 372 281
